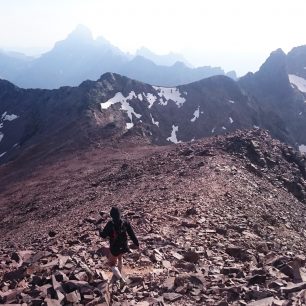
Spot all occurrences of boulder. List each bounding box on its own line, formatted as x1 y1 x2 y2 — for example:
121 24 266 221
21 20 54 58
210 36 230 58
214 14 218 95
183 250 200 264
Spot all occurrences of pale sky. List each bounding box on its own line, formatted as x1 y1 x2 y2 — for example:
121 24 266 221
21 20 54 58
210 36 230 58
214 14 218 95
1 0 306 75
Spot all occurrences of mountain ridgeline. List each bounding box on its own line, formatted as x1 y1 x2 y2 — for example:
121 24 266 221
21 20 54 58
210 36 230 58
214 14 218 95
1 43 306 165
0 25 235 89
239 48 306 147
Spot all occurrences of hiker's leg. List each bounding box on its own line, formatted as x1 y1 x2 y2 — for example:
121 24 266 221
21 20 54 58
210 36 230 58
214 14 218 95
118 254 123 273
108 253 117 267
117 254 126 286
111 265 123 280
109 253 123 280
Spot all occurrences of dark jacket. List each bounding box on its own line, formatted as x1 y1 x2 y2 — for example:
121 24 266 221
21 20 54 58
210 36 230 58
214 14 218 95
100 219 139 256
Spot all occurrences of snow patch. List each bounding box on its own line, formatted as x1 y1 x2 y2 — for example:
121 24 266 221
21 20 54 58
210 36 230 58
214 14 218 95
137 94 143 101
101 91 142 129
110 73 116 81
0 132 3 143
1 111 19 122
299 112 303 116
253 125 259 129
3 114 18 121
299 144 306 153
289 74 306 93
211 127 216 133
228 99 235 104
153 86 186 107
229 117 234 124
167 125 180 143
102 79 113 91
150 114 159 127
191 106 200 122
0 152 6 158
144 93 157 108
222 126 227 130
159 98 168 106
126 123 134 129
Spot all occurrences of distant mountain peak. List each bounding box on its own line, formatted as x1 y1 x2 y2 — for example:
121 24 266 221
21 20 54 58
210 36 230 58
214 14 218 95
287 45 306 62
260 48 286 70
256 48 288 80
287 45 306 78
272 48 286 56
0 78 19 91
137 46 153 54
66 24 93 42
95 35 111 46
98 72 122 83
0 27 236 89
136 47 191 67
131 55 155 65
243 48 290 97
173 61 187 68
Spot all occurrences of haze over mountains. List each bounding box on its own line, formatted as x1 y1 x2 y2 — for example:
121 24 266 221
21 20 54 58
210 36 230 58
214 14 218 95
0 25 236 89
1 42 306 165
135 47 192 67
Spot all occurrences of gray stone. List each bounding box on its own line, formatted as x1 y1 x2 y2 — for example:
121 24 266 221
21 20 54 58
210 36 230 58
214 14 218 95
247 297 275 306
163 277 175 291
45 298 62 306
163 292 182 302
281 282 306 294
66 291 81 303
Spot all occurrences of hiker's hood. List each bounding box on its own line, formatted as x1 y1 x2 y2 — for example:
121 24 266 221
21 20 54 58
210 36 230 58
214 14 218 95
110 207 121 221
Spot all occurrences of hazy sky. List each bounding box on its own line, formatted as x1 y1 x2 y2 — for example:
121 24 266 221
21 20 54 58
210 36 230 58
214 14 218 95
1 0 306 75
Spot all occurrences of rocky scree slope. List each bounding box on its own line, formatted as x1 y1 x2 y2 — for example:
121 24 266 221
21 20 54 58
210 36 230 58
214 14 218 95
1 130 306 305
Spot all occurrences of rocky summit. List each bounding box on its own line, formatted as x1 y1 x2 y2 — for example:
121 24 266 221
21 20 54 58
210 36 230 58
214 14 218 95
1 129 306 305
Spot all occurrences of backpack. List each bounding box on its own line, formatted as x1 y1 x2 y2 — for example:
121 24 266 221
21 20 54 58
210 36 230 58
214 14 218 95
110 220 128 250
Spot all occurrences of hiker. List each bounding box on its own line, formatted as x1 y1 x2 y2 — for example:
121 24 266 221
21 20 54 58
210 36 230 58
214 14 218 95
100 207 139 283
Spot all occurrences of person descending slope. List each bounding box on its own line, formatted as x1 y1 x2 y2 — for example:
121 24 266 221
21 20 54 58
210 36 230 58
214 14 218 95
100 207 139 285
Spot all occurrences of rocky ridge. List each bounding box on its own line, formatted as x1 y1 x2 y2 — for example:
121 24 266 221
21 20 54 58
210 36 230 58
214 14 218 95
0 72 259 165
239 48 306 149
1 129 306 305
2 63 306 167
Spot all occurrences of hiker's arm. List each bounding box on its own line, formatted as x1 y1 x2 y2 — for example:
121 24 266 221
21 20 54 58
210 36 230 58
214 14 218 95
126 221 139 247
100 221 111 238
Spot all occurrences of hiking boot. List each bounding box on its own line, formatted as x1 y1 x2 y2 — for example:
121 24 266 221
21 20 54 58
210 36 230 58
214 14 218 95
119 277 127 289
